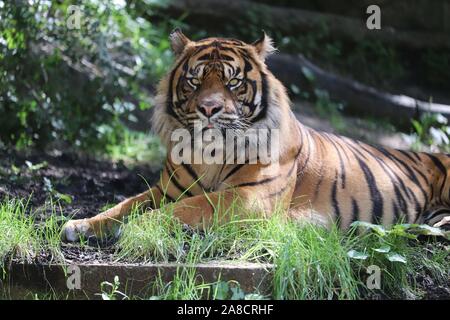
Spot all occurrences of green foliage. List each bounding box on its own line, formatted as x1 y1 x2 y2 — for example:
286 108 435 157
97 276 129 300
148 267 212 300
105 129 166 166
348 221 449 298
422 49 450 90
0 1 174 151
313 89 345 131
0 197 64 266
410 112 450 152
345 40 405 85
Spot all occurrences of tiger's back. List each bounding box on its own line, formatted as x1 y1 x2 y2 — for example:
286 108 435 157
290 125 450 229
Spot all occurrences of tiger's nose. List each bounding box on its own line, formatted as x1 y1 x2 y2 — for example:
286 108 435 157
198 101 223 117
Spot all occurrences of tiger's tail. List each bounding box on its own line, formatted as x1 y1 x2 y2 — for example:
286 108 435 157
421 153 450 229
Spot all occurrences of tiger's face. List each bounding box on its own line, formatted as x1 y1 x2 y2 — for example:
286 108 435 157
165 29 275 133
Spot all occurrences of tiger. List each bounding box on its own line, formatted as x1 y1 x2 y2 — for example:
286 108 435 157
62 29 450 242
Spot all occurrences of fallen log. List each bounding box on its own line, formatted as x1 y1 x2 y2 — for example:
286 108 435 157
267 53 450 127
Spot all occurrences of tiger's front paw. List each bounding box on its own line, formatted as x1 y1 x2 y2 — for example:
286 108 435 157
61 219 95 242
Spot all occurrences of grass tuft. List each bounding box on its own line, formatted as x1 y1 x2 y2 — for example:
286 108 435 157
0 197 64 267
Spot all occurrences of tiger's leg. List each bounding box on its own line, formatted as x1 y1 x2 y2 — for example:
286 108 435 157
62 186 164 242
144 186 285 229
63 183 287 242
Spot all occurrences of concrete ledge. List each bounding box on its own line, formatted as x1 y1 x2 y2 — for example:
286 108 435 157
1 261 273 299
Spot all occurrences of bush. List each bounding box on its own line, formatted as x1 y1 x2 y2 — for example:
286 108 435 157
0 0 174 151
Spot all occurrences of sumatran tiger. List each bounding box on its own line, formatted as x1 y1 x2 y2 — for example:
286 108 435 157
62 30 450 242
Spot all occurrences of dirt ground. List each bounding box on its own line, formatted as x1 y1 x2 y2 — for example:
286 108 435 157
0 148 160 221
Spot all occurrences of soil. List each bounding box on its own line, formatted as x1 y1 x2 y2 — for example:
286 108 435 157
0 148 160 221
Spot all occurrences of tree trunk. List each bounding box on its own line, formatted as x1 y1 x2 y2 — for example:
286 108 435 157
267 53 450 127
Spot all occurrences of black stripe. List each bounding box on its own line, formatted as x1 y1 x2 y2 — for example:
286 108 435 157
324 134 346 189
331 176 341 223
181 163 205 190
356 156 384 223
268 183 290 198
250 72 269 123
298 131 313 176
374 145 429 204
423 208 450 222
165 164 193 197
167 160 179 178
351 198 359 223
343 138 369 161
155 184 175 203
356 143 426 224
313 166 325 200
397 150 430 184
411 152 422 162
392 201 400 223
424 153 446 175
398 150 418 163
358 143 415 210
235 175 279 188
424 153 447 204
222 164 245 183
167 55 189 119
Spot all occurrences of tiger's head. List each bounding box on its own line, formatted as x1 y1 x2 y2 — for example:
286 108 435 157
153 30 288 148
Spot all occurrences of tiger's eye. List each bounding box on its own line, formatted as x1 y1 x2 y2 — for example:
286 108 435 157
228 78 241 87
188 78 200 87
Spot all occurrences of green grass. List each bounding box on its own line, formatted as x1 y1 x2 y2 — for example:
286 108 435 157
0 196 448 300
115 202 449 300
0 197 64 267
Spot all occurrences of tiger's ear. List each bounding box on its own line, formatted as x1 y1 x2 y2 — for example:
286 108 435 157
169 28 191 56
252 32 276 61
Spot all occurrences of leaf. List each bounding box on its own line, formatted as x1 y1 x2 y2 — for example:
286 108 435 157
347 249 369 260
230 286 245 300
350 221 386 236
411 120 423 136
390 224 418 239
301 66 315 82
101 293 111 300
435 113 448 125
56 192 72 204
386 252 407 264
373 245 390 253
290 84 300 95
43 177 53 192
11 164 21 175
394 223 414 231
213 281 229 300
429 127 449 145
25 161 48 171
412 224 445 237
